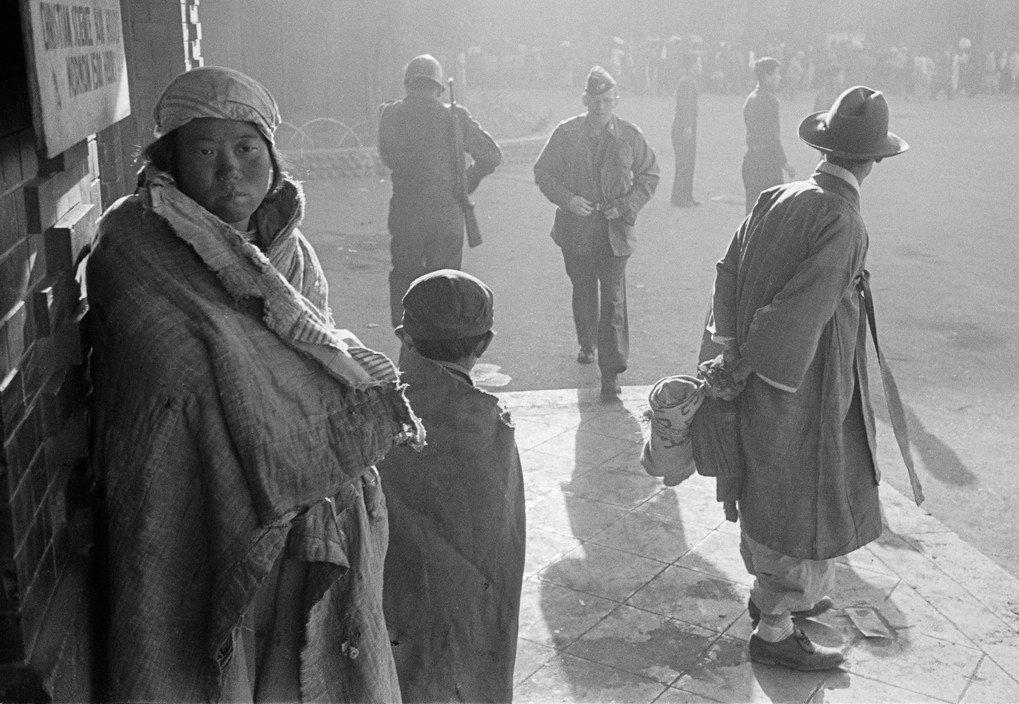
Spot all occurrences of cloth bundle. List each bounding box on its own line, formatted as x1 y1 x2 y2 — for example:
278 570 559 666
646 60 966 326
640 375 705 486
641 365 747 524
690 396 744 521
689 397 743 483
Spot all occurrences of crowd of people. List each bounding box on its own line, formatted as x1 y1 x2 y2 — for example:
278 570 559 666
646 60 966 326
465 32 1019 101
86 48 923 700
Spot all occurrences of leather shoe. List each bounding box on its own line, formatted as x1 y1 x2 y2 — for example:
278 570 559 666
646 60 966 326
601 374 621 397
577 346 596 364
748 596 835 626
748 628 844 671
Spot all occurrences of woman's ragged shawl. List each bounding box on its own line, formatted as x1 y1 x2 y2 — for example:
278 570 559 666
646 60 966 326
143 168 417 399
377 349 526 703
87 172 418 701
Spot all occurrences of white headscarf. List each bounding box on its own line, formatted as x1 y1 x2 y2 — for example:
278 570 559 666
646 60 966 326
152 66 281 144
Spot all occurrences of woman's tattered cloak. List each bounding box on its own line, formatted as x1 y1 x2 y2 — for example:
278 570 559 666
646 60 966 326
87 172 420 702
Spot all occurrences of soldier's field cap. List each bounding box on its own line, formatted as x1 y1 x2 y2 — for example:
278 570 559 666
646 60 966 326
585 66 617 96
402 269 494 340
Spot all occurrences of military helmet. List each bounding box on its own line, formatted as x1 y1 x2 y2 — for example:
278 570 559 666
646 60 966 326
403 54 445 91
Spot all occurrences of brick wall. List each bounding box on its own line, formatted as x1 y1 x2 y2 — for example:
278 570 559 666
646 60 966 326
98 0 202 210
1 2 200 700
0 118 96 704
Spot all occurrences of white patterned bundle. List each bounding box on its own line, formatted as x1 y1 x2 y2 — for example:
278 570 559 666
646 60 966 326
640 375 705 487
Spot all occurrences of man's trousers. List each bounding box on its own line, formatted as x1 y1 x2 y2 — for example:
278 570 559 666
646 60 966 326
740 530 835 617
388 199 464 327
561 239 629 377
670 133 696 204
741 153 782 214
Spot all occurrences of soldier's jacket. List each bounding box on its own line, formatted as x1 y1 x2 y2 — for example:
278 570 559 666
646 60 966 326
533 113 659 257
378 94 501 203
742 84 787 168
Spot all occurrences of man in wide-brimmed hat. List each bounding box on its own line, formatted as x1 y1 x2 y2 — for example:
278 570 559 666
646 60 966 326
700 86 908 671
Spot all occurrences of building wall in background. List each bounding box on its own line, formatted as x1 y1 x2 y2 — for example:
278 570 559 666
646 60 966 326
200 0 405 148
0 2 199 700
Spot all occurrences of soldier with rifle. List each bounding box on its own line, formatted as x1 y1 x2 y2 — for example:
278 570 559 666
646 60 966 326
378 54 502 328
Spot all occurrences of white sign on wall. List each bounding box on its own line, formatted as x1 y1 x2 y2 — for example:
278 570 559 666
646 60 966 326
20 0 131 158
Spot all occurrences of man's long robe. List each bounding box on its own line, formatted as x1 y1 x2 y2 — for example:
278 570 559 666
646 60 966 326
709 169 882 560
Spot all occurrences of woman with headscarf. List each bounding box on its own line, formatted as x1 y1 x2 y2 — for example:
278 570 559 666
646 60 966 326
87 66 423 702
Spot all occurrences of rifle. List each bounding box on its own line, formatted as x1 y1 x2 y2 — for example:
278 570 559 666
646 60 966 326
448 77 483 248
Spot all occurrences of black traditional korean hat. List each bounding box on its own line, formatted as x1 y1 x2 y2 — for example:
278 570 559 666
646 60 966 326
798 85 908 159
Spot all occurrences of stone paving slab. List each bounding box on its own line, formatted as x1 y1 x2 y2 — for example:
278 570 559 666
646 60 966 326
500 386 1019 703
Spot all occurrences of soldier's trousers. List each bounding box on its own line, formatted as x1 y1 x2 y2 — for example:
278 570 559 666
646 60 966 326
742 153 782 215
388 199 464 327
670 132 696 204
561 239 629 378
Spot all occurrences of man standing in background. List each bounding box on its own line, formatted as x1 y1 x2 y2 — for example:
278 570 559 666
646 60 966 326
378 54 502 327
671 52 702 207
742 57 795 213
534 66 659 398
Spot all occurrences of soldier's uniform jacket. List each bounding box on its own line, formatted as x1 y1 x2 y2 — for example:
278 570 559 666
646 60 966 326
742 84 786 169
533 114 659 257
672 71 699 137
378 94 501 205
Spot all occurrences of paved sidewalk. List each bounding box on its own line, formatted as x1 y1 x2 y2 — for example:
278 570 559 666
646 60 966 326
502 386 1019 703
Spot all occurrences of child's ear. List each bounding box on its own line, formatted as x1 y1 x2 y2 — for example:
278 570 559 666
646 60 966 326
473 330 495 359
394 325 415 351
